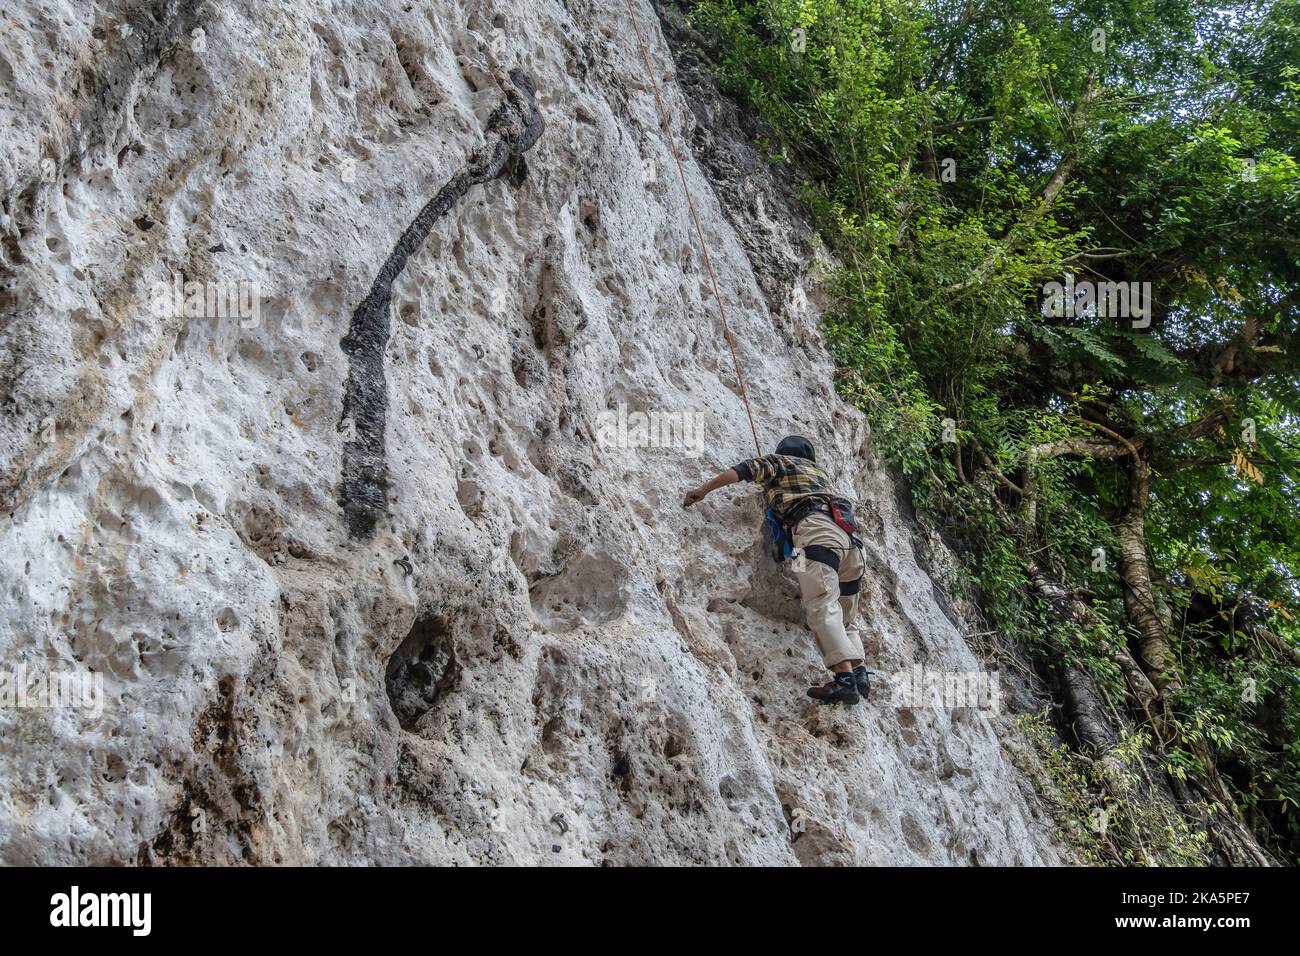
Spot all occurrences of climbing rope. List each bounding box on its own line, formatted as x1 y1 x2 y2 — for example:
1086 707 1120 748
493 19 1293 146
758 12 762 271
623 0 762 457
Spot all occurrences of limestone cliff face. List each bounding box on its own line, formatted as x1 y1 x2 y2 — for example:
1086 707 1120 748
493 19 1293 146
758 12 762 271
0 0 1062 864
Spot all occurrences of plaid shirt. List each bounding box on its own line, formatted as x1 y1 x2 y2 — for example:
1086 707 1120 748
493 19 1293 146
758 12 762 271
733 454 835 521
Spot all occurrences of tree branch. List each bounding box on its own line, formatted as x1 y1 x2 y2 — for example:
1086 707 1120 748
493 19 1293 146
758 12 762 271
1029 435 1129 462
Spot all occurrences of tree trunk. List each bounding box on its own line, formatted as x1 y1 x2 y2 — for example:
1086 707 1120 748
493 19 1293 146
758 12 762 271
1115 452 1181 697
1112 449 1274 864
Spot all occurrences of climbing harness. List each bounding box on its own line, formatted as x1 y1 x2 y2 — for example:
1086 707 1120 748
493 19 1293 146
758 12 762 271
623 0 761 457
828 498 862 543
774 497 866 596
764 506 793 562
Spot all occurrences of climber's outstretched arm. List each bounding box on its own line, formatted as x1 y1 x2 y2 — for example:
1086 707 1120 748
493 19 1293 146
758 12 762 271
682 468 740 508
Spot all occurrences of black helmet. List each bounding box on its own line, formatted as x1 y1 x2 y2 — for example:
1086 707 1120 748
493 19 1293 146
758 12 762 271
775 435 815 462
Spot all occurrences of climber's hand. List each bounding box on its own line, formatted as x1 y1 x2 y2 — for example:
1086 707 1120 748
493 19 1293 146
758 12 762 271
682 486 708 508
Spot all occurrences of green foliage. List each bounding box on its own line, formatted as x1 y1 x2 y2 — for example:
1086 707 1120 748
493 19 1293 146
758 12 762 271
695 0 1300 861
1015 711 1211 865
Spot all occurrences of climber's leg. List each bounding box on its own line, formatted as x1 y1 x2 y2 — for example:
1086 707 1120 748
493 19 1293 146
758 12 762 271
792 513 862 670
795 559 858 666
838 542 865 642
836 544 870 699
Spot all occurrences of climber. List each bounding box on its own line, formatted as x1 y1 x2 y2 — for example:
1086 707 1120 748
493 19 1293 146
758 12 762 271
682 435 869 705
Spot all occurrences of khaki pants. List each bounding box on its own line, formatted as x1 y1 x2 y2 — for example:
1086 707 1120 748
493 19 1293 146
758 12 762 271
791 511 865 667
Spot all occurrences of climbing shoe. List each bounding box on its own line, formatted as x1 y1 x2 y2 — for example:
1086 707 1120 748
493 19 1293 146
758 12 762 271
807 672 860 705
853 665 872 701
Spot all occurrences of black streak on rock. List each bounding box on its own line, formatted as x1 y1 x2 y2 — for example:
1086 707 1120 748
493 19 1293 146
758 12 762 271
338 70 543 539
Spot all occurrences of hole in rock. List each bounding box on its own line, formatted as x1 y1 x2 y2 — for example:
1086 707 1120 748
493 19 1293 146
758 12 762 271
610 747 633 795
528 553 629 632
385 616 459 730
